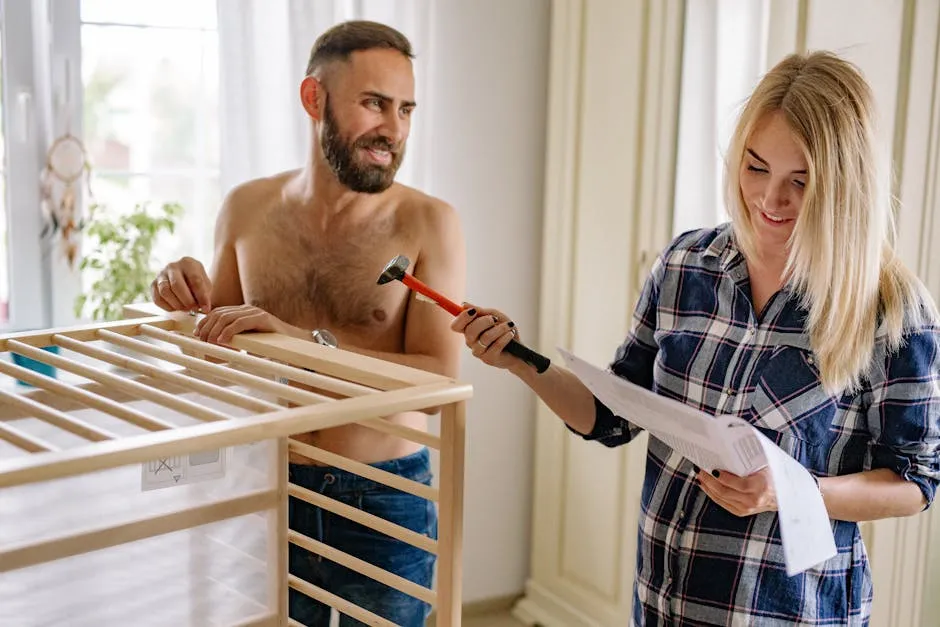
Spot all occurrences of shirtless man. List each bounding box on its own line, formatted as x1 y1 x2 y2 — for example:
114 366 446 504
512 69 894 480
150 21 465 626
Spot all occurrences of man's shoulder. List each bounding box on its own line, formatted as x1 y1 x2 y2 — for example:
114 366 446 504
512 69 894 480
392 184 461 230
223 170 297 212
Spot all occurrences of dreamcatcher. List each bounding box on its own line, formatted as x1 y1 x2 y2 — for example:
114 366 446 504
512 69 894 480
40 131 93 268
40 60 93 268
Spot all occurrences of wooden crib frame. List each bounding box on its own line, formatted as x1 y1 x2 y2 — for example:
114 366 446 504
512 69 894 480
0 306 471 626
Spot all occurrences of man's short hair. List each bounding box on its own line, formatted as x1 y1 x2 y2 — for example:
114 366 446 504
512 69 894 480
305 20 414 78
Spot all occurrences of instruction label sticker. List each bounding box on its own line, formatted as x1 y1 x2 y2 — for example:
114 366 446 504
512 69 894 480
141 448 226 491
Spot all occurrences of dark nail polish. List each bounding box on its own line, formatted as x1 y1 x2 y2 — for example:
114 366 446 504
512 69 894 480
508 321 515 328
467 308 477 316
692 465 699 473
711 470 720 478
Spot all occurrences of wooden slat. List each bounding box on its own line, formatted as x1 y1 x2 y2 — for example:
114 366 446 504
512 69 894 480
0 381 472 489
0 360 177 431
232 332 449 391
99 329 332 404
0 489 278 573
0 421 57 453
289 530 436 606
436 401 467 627
8 340 231 423
0 315 176 351
140 325 376 398
288 481 437 555
56 334 281 413
288 439 439 502
0 388 116 442
288 575 397 627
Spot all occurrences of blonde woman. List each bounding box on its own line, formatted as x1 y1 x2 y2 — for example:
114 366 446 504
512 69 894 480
452 51 940 624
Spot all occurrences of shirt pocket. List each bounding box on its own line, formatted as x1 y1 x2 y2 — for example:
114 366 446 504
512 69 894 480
748 344 837 448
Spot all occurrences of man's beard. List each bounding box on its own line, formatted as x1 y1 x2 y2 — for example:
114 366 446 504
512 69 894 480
321 98 405 194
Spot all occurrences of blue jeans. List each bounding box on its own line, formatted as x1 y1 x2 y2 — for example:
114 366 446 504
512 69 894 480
288 448 438 626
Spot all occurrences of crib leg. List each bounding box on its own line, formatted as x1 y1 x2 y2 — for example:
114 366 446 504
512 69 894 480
437 400 466 627
274 437 289 625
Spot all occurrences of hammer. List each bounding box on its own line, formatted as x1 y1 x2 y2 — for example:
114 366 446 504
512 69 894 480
377 255 551 373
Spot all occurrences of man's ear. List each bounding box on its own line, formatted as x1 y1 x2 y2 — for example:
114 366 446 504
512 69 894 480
300 76 324 120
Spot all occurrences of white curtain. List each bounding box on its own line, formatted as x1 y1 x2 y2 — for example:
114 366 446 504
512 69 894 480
672 0 768 235
216 0 433 196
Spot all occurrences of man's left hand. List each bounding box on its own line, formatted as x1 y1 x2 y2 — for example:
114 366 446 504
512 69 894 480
697 468 777 517
194 305 299 346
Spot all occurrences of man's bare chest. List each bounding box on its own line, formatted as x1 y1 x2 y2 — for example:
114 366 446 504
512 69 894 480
235 222 417 334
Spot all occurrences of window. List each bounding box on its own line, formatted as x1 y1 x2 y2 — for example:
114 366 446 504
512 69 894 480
79 0 221 272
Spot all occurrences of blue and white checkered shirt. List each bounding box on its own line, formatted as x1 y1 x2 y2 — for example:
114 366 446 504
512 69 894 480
578 223 940 626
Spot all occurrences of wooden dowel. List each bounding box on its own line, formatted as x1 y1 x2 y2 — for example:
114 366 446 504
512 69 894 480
287 575 397 627
8 340 230 423
0 358 176 432
139 325 376 397
288 482 437 555
287 439 438 502
0 421 57 453
98 329 333 404
56 334 281 414
0 388 116 442
0 489 278 573
288 530 436 606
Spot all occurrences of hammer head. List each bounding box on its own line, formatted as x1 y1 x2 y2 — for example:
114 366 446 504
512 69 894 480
377 255 411 285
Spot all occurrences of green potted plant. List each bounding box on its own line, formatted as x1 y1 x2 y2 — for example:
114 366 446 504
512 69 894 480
74 201 183 322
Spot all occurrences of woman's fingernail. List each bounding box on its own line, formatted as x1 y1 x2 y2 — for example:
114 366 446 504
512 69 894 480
711 470 720 478
508 321 515 328
467 308 477 316
692 465 699 473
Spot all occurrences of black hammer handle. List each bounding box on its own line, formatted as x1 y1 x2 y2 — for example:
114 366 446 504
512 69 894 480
504 338 551 373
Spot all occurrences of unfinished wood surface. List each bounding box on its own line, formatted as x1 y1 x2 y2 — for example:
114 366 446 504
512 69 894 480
0 421 57 453
0 373 178 431
287 575 397 627
287 439 439 502
0 488 277 573
1 311 471 626
2 512 272 627
8 340 231 423
140 325 377 398
0 389 116 442
288 481 438 555
0 380 470 489
0 315 175 351
56 334 282 413
288 529 436 606
437 401 468 627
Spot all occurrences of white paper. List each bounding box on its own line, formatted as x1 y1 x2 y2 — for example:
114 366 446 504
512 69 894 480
558 347 837 575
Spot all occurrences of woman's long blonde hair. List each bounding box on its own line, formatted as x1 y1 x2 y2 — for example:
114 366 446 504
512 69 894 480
725 51 935 394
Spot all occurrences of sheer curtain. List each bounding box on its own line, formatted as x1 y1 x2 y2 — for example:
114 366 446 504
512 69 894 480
672 0 768 235
216 0 433 196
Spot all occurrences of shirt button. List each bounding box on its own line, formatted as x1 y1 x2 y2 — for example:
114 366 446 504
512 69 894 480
725 388 734 396
677 510 686 520
665 577 673 587
807 356 816 365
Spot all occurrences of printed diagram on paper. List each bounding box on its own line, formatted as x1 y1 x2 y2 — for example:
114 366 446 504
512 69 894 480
557 347 837 576
141 448 226 491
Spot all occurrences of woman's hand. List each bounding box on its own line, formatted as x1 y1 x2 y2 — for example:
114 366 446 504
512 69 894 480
697 468 777 517
450 303 521 371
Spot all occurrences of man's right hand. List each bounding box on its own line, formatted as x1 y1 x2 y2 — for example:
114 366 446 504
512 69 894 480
151 256 212 313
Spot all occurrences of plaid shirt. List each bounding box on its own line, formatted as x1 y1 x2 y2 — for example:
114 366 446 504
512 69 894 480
576 223 940 626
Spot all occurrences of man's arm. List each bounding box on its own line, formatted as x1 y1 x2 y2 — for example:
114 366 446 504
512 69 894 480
207 185 249 308
349 200 466 379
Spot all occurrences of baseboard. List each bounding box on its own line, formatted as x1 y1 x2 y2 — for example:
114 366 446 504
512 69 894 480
510 579 599 627
425 593 523 625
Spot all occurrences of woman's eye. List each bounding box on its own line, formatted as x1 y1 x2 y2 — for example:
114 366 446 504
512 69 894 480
793 180 806 189
746 164 767 173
